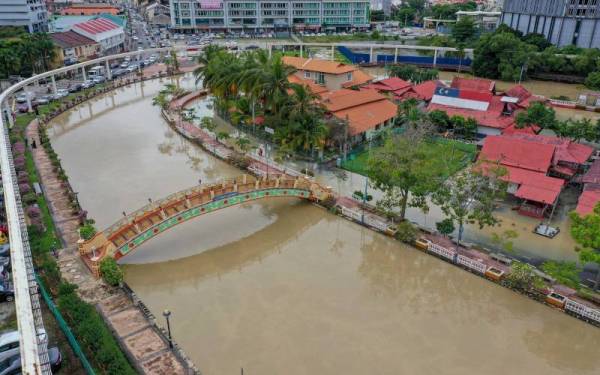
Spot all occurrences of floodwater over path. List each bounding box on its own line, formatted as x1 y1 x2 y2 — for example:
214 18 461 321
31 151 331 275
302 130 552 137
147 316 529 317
48 78 600 375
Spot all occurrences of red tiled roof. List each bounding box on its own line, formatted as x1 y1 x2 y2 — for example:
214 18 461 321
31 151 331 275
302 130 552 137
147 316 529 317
73 18 120 35
413 80 443 101
575 185 600 216
502 123 540 135
365 77 411 92
50 31 97 49
320 89 397 136
334 100 397 136
515 181 563 205
288 75 329 94
582 159 600 184
427 102 515 129
342 69 374 88
282 56 356 74
479 135 555 173
451 77 495 93
479 163 564 205
508 133 595 166
320 89 386 112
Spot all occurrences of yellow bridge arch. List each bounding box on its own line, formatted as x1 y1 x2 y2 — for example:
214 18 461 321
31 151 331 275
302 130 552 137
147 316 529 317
79 175 332 276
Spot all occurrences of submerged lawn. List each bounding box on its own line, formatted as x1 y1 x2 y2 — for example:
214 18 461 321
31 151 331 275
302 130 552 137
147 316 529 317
341 138 477 177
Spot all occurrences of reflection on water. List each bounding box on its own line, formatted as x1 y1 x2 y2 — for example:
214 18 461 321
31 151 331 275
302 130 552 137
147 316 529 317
48 77 600 375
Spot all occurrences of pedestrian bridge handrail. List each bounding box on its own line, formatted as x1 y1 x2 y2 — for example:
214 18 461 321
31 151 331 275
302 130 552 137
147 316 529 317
0 45 199 374
78 174 333 276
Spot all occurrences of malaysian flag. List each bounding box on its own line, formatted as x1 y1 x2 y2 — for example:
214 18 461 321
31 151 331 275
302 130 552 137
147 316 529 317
431 86 491 111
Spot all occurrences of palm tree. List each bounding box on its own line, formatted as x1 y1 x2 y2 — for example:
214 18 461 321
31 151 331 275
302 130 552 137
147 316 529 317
152 92 169 110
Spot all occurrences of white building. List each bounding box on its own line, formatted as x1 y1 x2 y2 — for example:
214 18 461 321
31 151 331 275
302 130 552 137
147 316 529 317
71 17 125 54
169 0 370 32
0 0 48 33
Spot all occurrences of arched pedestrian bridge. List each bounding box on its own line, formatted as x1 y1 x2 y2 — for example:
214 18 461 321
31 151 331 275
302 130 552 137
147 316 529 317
79 175 332 276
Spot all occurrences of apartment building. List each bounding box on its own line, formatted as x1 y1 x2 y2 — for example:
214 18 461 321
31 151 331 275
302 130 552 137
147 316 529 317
501 0 600 48
169 0 370 31
0 0 49 33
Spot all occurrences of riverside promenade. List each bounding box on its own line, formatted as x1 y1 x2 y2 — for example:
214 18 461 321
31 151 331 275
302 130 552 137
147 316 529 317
27 84 196 373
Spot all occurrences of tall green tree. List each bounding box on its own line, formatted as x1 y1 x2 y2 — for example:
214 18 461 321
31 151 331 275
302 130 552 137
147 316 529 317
367 134 446 220
570 203 600 290
433 164 507 246
452 17 476 43
473 31 539 81
515 102 557 130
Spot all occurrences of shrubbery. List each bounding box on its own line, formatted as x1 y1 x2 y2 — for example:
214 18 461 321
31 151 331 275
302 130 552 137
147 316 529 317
56 283 136 375
395 221 418 244
99 258 124 287
79 222 97 240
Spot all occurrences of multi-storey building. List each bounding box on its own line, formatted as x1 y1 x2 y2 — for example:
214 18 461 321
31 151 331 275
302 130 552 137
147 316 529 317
0 0 49 33
501 0 600 48
169 0 370 32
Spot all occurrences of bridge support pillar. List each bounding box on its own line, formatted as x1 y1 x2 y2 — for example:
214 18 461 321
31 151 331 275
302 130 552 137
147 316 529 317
233 183 238 192
255 180 260 190
210 190 215 199
433 50 438 67
300 44 303 58
185 198 192 208
394 48 398 64
159 209 167 220
275 178 280 188
369 46 374 64
331 45 335 61
51 75 58 95
134 223 142 234
293 179 298 188
243 174 247 184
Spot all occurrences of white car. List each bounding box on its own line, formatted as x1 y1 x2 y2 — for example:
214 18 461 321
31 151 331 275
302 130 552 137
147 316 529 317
0 329 47 362
120 62 129 68
126 65 139 72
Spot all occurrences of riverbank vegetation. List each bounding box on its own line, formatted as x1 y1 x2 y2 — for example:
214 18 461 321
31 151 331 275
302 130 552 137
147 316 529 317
10 108 136 374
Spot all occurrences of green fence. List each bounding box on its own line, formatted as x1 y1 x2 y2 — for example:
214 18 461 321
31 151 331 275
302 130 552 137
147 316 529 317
36 275 96 375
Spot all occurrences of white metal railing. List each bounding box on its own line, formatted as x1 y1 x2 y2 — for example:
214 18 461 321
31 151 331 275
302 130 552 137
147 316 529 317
0 45 202 373
565 299 600 324
267 41 475 54
427 242 457 261
456 254 487 274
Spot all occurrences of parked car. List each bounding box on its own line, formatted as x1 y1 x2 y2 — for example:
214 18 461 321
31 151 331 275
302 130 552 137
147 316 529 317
34 95 51 105
0 345 58 375
126 64 139 73
0 245 8 257
17 102 36 113
0 258 9 268
92 75 106 84
52 89 69 101
0 284 13 303
68 83 83 93
120 62 129 69
15 92 35 104
81 80 95 89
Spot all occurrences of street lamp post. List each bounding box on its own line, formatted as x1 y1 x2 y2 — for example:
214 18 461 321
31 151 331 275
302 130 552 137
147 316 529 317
163 309 173 349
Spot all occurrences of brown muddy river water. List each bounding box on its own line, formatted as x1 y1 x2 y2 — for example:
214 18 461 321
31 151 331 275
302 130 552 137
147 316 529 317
47 78 600 375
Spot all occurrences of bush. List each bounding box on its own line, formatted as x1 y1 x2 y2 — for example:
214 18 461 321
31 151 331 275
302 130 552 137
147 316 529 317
57 283 136 375
585 71 600 90
12 142 25 155
17 173 29 185
19 183 31 194
22 192 37 205
79 223 96 240
26 206 41 219
99 258 124 287
395 221 418 244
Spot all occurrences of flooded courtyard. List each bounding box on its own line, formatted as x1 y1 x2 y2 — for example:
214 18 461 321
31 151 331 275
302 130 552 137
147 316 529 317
46 78 600 375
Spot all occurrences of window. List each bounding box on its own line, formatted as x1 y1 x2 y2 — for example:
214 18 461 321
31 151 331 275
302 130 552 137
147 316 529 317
304 71 311 78
346 72 352 81
316 72 325 84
